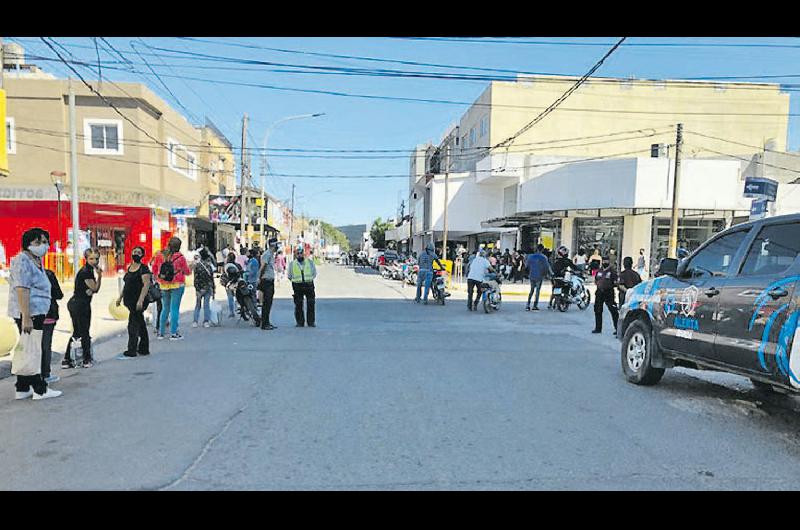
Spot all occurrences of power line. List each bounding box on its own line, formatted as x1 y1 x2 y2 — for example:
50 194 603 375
394 37 800 49
494 37 626 151
684 130 800 159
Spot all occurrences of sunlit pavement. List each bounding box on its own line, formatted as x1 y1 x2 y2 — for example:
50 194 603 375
2 263 800 490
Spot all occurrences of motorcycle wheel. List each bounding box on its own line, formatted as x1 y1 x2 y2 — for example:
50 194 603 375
483 295 493 313
577 290 591 310
439 289 446 305
557 297 570 312
245 297 261 327
495 292 502 311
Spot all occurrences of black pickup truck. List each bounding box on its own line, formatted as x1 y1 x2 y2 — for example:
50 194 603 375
618 213 800 394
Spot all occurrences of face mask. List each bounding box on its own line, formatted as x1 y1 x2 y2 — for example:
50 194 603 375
28 243 48 257
132 254 143 263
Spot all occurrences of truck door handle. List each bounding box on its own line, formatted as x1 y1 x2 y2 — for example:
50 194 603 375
705 287 720 297
768 288 789 299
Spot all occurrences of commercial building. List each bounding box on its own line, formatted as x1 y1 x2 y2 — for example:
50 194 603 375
0 48 235 275
406 75 796 263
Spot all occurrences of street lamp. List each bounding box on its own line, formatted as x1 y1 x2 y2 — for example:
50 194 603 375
260 113 325 246
50 171 65 280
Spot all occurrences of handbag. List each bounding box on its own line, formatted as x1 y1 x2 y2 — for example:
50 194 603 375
146 281 162 303
12 328 43 376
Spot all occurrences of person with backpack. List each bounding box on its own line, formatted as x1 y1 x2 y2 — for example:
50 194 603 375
151 237 191 341
62 248 102 369
115 246 152 358
191 247 216 329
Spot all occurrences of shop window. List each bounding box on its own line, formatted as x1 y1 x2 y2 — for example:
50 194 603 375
84 119 123 155
5 117 15 155
167 138 198 180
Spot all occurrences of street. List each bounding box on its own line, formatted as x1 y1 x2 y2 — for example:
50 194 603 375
2 263 800 490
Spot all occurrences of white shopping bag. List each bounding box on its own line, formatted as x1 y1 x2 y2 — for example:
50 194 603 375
209 300 222 327
12 329 43 376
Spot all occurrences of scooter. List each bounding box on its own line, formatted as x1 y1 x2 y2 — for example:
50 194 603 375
551 270 591 312
405 263 419 286
481 272 503 313
431 269 450 305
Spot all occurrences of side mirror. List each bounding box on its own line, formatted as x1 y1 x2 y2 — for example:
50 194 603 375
657 258 679 277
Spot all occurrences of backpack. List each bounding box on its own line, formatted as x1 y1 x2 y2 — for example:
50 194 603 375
159 254 177 282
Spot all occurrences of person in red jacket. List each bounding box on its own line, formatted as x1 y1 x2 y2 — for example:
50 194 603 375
151 237 192 340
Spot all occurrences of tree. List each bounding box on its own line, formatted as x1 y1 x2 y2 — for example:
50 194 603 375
318 220 350 251
370 217 393 249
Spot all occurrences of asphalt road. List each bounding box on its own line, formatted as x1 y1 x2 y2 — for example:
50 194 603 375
2 264 800 490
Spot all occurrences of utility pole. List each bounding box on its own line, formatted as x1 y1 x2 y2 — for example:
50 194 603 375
290 184 296 247
668 123 683 259
69 82 80 274
1 36 4 89
239 114 248 249
442 144 450 262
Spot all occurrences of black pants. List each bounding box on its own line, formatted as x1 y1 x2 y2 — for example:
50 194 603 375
125 303 150 356
467 279 483 309
259 279 275 327
594 289 619 332
41 321 56 378
14 315 47 394
155 298 163 328
618 289 626 310
65 297 92 363
292 282 315 326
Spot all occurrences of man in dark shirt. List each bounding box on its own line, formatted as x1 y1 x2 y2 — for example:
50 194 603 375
617 256 642 309
592 256 619 335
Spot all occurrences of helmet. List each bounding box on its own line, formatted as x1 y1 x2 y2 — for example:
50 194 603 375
677 247 689 259
224 262 239 275
557 245 569 258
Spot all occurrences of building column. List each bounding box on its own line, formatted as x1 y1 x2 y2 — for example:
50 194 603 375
560 216 575 252
622 214 653 265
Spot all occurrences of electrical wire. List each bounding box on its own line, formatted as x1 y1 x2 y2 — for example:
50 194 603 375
394 37 800 49
684 130 800 160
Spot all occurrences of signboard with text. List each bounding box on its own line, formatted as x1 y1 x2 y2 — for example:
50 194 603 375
209 195 241 223
743 177 778 201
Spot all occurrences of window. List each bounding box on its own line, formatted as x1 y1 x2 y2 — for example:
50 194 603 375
469 127 476 145
739 223 800 276
167 138 198 180
480 116 488 138
83 119 123 155
462 135 468 150
685 229 750 278
5 117 15 155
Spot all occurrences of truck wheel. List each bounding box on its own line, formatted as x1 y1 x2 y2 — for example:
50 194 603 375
621 320 665 386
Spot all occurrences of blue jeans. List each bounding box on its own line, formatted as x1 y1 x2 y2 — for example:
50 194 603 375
159 285 185 336
527 278 543 307
193 288 212 323
226 289 236 317
415 269 432 301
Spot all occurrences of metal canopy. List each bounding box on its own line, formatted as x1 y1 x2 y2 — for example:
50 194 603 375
481 207 743 229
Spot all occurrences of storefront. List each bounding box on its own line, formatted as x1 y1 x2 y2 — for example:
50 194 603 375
520 219 562 253
573 217 624 265
649 217 726 271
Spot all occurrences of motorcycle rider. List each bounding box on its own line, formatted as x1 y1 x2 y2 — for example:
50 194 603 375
467 249 493 311
549 245 578 309
415 242 444 305
592 255 619 335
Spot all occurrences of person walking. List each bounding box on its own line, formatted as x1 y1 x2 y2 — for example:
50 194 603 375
636 248 647 279
258 238 278 330
617 256 643 309
62 248 102 369
152 237 191 341
467 249 492 311
8 228 62 400
415 243 443 305
116 246 152 359
592 256 619 335
526 244 553 311
275 249 287 283
191 248 216 329
42 268 63 383
288 246 317 327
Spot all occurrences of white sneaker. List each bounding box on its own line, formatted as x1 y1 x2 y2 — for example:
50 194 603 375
203 321 210 328
15 389 34 400
192 322 199 328
44 375 60 384
170 333 184 341
33 387 63 400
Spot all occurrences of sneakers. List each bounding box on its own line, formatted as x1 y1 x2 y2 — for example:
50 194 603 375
203 321 210 328
82 361 94 368
261 324 276 330
157 334 166 340
117 353 137 360
169 333 184 341
33 387 63 400
308 323 316 328
525 306 531 311
44 375 60 384
296 323 304 327
61 359 75 369
591 329 602 334
15 388 34 400
192 322 199 328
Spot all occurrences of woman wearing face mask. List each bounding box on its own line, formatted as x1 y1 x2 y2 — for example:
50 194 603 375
63 248 102 369
116 246 152 359
7 228 62 400
152 237 191 340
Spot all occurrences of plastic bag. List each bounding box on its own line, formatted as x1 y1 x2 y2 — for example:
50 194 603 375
12 329 43 376
209 300 222 327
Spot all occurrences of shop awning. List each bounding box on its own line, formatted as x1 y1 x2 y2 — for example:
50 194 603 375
481 207 745 229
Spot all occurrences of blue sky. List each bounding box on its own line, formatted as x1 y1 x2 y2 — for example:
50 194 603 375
11 37 800 226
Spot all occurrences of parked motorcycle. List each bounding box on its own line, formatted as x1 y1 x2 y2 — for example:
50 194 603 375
222 264 261 326
405 263 419 286
431 269 450 305
551 270 591 312
481 272 503 313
